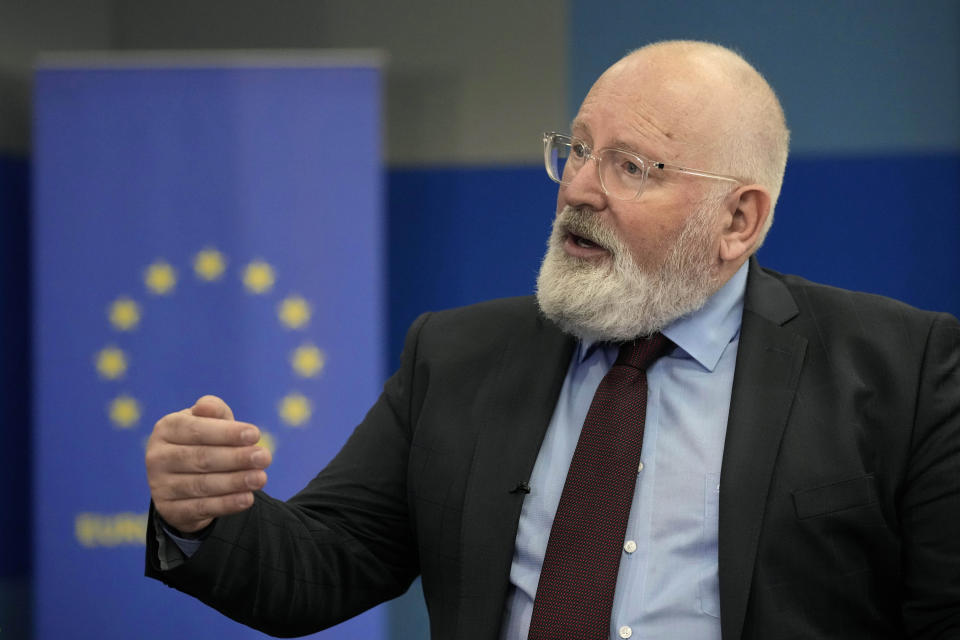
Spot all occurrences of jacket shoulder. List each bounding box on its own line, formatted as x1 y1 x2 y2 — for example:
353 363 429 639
394 296 571 375
416 296 553 340
757 264 955 328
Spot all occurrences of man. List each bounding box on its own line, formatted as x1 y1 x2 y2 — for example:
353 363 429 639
145 41 960 639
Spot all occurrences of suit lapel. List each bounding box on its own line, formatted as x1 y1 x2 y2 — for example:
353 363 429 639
457 307 574 638
719 259 807 640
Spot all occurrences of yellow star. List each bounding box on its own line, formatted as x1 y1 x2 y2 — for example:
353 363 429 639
194 248 226 282
95 346 128 379
243 260 276 294
144 260 176 295
278 392 311 427
108 297 141 331
278 295 311 329
256 430 277 455
290 343 326 378
108 395 141 429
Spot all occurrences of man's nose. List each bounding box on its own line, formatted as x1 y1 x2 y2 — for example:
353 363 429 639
559 157 607 212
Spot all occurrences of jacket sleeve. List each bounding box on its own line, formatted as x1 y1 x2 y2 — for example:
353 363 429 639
144 312 432 637
901 313 960 638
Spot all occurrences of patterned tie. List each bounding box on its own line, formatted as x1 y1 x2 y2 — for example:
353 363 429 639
528 333 672 640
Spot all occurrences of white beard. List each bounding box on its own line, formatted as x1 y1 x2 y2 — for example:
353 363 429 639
535 202 723 341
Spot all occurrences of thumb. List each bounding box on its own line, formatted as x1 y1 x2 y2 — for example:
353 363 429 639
191 395 235 420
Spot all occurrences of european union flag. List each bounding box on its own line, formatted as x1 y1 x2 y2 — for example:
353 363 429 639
33 53 386 639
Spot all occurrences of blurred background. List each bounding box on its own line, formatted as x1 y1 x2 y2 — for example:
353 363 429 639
1 1 958 638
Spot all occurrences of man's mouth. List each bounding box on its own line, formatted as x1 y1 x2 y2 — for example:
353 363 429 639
570 232 600 249
562 227 610 258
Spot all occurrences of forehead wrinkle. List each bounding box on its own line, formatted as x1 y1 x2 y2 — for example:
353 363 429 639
623 114 691 162
573 102 682 163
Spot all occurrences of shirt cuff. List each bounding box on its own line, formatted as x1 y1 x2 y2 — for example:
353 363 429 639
164 526 205 557
153 516 210 569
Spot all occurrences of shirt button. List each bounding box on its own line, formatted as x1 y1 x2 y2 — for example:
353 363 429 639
623 540 637 554
619 625 633 638
637 461 644 472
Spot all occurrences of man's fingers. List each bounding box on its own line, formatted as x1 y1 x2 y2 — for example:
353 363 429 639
152 444 272 475
158 413 260 447
156 493 255 533
191 395 235 421
153 469 268 501
148 395 260 533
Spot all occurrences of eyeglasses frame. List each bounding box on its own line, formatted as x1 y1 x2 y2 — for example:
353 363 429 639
543 132 743 201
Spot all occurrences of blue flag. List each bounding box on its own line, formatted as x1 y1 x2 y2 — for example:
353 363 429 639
33 54 386 639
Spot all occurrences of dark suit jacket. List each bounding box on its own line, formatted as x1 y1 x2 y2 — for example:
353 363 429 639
146 259 960 639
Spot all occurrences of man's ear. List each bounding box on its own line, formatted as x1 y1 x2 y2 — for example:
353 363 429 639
719 185 771 262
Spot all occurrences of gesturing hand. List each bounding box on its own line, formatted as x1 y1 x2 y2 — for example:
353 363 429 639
146 395 272 534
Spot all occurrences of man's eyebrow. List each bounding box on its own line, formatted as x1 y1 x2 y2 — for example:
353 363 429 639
603 137 654 159
569 121 654 158
608 138 647 155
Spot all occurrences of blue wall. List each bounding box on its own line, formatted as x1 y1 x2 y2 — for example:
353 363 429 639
386 167 557 367
385 157 960 357
760 153 960 315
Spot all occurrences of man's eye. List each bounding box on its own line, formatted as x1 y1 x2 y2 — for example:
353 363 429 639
571 143 587 158
623 161 640 175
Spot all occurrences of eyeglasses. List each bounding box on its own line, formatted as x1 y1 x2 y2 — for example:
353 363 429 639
543 132 741 201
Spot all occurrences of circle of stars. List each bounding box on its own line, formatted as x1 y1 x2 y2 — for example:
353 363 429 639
97 247 324 440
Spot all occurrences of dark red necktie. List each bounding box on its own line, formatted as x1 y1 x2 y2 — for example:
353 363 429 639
528 334 672 640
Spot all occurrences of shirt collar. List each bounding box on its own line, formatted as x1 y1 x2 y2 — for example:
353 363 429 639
576 261 748 372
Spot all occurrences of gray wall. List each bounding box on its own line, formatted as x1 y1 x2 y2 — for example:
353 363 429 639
0 0 114 152
0 0 567 164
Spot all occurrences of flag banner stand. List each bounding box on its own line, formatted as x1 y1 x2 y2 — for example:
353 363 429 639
33 52 385 639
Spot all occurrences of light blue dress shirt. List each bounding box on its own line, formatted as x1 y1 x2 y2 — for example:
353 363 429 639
500 261 748 640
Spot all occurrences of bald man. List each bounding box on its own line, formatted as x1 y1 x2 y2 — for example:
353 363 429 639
145 41 960 639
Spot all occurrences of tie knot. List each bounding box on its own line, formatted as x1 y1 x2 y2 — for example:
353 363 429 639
615 333 672 370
